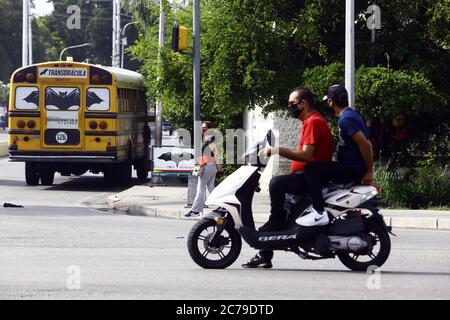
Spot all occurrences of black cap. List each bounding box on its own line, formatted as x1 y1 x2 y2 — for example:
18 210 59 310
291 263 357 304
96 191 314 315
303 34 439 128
323 84 349 107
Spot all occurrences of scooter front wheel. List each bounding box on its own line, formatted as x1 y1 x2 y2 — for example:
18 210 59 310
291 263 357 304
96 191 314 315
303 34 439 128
187 218 242 269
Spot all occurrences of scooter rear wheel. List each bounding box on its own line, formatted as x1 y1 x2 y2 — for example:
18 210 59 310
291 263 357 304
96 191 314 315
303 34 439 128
187 218 242 269
338 218 391 271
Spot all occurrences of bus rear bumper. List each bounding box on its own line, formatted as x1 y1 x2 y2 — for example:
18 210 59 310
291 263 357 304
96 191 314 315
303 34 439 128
8 150 120 163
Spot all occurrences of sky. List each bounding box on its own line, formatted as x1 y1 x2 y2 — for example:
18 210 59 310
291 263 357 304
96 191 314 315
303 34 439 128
32 0 54 17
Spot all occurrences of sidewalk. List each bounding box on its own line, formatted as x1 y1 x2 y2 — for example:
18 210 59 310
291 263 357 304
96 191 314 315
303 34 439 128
105 183 450 231
0 130 7 157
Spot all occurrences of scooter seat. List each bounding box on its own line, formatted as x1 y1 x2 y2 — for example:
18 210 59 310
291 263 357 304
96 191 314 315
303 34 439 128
322 180 360 195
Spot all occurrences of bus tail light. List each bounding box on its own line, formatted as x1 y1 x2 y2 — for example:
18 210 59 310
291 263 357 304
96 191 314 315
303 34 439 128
89 66 112 85
89 121 98 129
17 120 26 128
106 138 112 147
15 73 25 82
13 66 37 83
91 74 100 83
12 136 19 145
27 120 36 129
99 121 108 130
26 73 35 82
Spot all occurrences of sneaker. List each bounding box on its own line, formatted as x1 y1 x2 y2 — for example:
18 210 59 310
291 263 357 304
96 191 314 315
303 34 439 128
295 208 330 227
241 254 273 269
184 210 200 218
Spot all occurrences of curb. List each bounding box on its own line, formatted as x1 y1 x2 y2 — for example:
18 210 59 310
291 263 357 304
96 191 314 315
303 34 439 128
0 141 7 157
106 196 450 230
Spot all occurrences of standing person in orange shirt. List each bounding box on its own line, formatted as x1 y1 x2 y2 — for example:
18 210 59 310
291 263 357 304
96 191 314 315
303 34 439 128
185 121 223 217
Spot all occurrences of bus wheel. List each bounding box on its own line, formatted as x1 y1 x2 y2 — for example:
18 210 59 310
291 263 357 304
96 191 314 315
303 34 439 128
40 167 55 186
103 167 116 186
25 162 39 186
118 161 132 186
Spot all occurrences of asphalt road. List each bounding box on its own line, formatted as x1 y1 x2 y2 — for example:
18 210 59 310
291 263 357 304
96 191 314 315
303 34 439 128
0 137 450 300
0 205 449 300
0 130 181 208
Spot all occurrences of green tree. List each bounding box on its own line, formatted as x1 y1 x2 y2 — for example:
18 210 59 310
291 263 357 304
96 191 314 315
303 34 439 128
0 0 63 82
303 62 449 168
45 0 105 64
44 0 140 68
126 0 450 132
0 0 23 82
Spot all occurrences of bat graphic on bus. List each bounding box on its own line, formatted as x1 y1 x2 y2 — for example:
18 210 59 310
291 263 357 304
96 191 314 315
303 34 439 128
23 89 104 110
86 91 104 108
158 152 194 166
23 90 39 106
44 88 80 110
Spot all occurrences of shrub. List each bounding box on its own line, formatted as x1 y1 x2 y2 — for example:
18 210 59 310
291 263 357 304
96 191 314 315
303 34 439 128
303 63 450 169
374 166 450 209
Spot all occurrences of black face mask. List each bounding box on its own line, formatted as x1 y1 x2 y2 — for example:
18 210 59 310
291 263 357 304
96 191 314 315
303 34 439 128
288 103 304 119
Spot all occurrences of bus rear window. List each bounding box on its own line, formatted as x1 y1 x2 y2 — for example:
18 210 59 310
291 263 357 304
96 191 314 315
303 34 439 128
15 86 39 110
45 87 80 111
87 88 110 111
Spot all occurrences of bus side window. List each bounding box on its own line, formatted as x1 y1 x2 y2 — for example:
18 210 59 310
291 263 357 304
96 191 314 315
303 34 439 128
133 89 137 112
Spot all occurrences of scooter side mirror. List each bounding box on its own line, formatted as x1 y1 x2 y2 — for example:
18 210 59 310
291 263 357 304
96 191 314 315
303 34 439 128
242 130 275 168
266 129 275 147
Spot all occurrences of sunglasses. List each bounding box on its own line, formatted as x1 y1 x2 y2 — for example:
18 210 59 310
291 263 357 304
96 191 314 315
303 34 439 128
288 100 303 108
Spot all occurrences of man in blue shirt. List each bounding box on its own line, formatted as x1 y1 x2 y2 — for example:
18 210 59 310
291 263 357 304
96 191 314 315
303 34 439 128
300 85 374 227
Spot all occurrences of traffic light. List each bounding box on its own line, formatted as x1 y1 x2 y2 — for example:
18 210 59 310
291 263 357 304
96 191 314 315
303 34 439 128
172 24 189 53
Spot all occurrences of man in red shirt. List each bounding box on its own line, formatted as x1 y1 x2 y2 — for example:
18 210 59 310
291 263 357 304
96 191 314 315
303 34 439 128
242 86 333 268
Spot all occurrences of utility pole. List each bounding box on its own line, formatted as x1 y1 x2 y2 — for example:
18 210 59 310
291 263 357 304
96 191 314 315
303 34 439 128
112 0 121 67
193 0 201 162
155 2 165 147
345 0 355 109
116 0 121 67
22 0 30 66
112 0 116 66
28 5 32 65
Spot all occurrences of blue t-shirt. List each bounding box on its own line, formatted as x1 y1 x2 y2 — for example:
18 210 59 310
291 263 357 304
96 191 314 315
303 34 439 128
337 108 369 175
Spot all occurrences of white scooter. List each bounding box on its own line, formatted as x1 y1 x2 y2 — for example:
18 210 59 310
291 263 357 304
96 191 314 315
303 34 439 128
187 131 394 271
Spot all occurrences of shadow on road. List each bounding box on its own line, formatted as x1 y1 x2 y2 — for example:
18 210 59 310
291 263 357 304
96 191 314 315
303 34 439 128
45 175 187 192
235 268 450 277
45 176 146 192
0 179 29 187
0 174 188 192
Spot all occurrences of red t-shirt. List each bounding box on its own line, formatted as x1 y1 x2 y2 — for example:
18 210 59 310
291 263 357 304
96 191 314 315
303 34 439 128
290 112 333 172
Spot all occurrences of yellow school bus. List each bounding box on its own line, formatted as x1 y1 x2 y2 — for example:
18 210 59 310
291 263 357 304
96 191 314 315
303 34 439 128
8 61 150 186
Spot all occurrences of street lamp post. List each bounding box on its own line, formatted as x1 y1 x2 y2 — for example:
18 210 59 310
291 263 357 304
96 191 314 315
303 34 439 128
345 0 355 109
22 0 32 66
59 43 92 61
193 0 201 163
112 0 121 67
155 2 165 148
120 21 136 69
